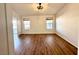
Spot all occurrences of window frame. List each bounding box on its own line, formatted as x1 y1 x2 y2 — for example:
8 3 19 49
23 20 31 30
46 20 53 30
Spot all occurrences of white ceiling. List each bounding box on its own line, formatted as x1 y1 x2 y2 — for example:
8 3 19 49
10 3 65 16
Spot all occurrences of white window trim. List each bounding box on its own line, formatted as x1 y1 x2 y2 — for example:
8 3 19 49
24 20 31 30
46 20 53 30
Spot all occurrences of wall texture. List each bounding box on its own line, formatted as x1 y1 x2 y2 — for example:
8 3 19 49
0 4 8 54
22 15 56 34
56 4 79 47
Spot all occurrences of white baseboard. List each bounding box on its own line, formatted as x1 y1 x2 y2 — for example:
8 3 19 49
21 32 56 34
20 31 77 48
56 32 77 48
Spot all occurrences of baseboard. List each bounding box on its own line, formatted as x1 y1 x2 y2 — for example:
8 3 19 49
20 32 77 48
56 32 77 48
20 32 56 35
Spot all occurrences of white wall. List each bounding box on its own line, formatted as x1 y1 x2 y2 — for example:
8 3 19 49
0 4 8 54
22 15 56 34
56 4 79 48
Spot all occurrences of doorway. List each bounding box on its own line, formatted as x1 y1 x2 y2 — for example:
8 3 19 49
12 17 21 51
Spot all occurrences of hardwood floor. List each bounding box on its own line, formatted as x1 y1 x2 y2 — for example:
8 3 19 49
14 34 77 55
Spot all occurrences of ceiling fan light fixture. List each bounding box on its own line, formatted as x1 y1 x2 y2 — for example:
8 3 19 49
32 3 48 12
37 3 43 10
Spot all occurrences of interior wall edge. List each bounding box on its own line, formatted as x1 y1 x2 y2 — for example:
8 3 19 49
4 3 9 55
0 3 9 55
55 3 68 16
6 4 15 55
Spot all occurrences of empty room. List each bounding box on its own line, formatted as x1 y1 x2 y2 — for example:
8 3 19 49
0 3 79 55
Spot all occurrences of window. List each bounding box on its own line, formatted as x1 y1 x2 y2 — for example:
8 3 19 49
24 20 30 30
46 20 53 30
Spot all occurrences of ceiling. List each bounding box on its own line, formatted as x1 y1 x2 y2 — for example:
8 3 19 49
10 3 65 16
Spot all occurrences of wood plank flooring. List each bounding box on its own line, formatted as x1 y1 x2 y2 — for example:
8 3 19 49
14 34 77 55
